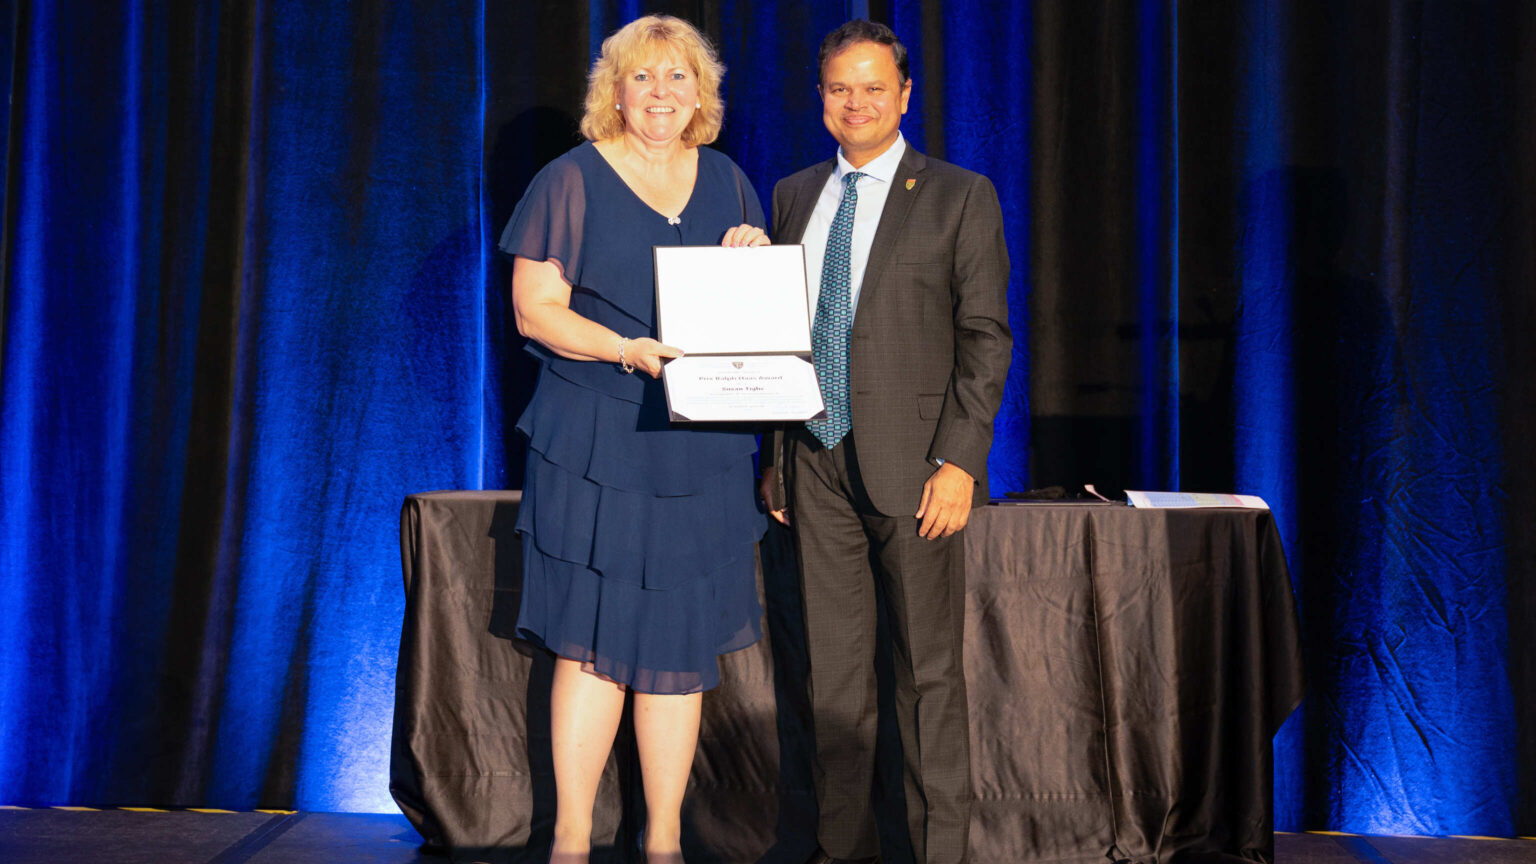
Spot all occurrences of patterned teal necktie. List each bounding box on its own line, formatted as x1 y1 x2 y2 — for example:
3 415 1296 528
808 171 865 449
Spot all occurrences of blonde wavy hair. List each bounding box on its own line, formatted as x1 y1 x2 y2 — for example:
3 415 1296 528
580 15 726 147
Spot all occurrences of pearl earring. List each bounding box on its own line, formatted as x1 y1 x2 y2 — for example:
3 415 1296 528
615 104 621 111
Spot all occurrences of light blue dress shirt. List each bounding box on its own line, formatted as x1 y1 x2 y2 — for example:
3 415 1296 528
803 134 908 323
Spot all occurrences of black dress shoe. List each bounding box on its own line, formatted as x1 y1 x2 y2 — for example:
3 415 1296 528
804 848 879 864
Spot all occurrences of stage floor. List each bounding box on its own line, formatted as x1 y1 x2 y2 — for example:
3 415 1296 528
0 808 1533 864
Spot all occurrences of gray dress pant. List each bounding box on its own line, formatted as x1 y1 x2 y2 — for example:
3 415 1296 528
786 427 972 864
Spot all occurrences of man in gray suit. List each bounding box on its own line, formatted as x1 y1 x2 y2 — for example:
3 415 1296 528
758 19 1011 864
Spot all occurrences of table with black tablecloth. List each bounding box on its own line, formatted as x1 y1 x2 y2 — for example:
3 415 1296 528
391 491 1303 864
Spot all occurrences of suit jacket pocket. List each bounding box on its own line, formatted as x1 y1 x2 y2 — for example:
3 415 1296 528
917 393 944 420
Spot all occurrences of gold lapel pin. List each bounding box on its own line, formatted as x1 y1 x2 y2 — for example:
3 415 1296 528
905 178 916 190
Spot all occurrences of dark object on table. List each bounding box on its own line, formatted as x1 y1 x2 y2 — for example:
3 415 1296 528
1001 485 1122 504
1008 485 1070 499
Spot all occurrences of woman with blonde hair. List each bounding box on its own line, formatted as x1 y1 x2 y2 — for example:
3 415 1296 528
498 14 768 864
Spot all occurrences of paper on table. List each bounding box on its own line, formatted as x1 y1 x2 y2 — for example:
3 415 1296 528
1126 491 1270 509
654 245 811 354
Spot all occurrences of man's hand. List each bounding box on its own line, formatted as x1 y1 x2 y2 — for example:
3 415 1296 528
759 466 789 525
915 462 974 539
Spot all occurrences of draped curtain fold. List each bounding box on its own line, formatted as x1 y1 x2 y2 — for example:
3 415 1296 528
2 0 1530 835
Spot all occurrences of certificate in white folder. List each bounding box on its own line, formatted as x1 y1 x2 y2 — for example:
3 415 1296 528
653 244 826 422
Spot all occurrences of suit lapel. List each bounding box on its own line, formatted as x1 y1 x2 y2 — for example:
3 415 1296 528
855 146 928 320
781 160 836 243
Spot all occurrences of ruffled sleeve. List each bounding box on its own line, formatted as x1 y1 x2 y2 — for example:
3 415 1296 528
498 155 586 286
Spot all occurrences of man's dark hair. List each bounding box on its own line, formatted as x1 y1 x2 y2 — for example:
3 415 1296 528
817 19 909 86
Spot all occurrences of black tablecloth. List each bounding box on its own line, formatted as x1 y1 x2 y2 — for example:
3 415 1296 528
391 492 1303 864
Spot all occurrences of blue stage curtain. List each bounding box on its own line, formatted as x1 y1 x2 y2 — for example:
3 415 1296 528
1 0 1531 836
0 0 494 812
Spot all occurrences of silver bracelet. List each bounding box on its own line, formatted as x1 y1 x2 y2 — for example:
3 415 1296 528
617 337 634 374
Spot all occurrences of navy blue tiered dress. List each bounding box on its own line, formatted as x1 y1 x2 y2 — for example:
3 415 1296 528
498 142 768 694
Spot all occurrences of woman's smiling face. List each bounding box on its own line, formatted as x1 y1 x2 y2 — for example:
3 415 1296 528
620 48 699 146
